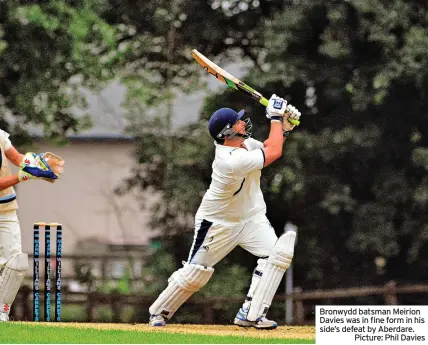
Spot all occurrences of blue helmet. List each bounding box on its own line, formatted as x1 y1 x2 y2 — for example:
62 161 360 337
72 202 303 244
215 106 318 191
208 108 251 143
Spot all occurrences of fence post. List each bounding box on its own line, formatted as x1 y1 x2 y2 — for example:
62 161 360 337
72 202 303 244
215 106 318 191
9 290 19 320
86 292 95 322
294 287 305 325
384 281 398 305
11 286 31 321
22 285 32 321
204 303 214 324
111 293 121 323
101 258 107 283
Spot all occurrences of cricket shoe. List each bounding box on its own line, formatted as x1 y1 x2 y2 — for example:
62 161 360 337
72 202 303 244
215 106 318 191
234 307 277 330
0 312 9 322
149 315 166 326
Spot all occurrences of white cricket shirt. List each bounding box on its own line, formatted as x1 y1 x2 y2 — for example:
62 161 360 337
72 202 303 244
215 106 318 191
195 138 267 224
0 130 12 151
0 129 18 212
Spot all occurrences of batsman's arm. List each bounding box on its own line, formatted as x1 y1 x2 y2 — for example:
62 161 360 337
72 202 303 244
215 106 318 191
263 134 287 148
262 121 284 167
261 95 300 167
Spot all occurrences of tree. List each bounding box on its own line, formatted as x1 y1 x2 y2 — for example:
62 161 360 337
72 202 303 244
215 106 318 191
123 0 428 297
0 1 118 140
108 1 297 322
110 0 290 247
237 0 428 289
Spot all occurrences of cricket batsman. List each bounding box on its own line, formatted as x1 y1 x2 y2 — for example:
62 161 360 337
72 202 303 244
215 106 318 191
0 129 64 322
148 94 301 329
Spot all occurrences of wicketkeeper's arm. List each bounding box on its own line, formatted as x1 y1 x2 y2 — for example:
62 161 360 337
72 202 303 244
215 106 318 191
0 175 20 191
5 146 24 167
0 165 58 190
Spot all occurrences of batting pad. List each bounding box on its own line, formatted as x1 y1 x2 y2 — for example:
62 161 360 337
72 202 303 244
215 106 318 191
149 263 214 319
247 231 296 321
0 253 28 305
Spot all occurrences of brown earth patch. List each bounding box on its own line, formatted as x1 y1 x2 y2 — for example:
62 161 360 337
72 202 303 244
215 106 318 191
19 322 315 340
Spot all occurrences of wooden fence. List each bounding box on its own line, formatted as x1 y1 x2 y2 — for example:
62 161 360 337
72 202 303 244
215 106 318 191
11 281 428 325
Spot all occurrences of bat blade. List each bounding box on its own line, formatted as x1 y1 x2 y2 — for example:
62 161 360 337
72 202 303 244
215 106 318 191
191 49 265 103
191 49 299 126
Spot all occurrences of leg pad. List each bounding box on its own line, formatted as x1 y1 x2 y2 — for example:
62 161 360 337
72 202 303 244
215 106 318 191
149 263 214 319
0 253 28 306
247 231 296 321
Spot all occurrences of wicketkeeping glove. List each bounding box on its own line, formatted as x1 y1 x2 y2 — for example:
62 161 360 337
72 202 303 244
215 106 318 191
19 152 64 183
18 164 58 182
37 152 64 177
21 152 38 166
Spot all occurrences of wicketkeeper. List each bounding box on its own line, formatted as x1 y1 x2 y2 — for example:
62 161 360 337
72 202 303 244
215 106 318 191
0 129 64 322
148 95 301 329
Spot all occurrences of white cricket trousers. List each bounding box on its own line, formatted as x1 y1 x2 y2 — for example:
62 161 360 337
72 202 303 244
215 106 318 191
0 211 22 267
188 215 278 267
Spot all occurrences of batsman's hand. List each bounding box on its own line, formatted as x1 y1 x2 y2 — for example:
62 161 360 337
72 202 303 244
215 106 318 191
266 94 287 119
283 104 301 132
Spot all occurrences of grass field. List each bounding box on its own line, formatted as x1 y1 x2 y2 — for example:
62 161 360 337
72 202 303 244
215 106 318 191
0 322 316 344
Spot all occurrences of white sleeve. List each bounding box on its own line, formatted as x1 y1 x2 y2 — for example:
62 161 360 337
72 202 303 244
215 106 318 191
243 138 264 151
0 129 12 150
229 148 265 177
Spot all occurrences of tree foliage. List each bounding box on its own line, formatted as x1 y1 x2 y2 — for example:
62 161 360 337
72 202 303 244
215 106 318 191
247 0 428 288
122 0 428 294
0 0 117 139
3 0 428 299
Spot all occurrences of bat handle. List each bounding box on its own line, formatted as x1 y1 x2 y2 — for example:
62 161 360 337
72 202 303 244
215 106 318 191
261 98 269 107
288 118 300 126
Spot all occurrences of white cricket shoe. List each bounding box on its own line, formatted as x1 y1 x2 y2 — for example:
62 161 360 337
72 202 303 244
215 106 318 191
0 312 9 322
234 307 277 330
149 315 166 326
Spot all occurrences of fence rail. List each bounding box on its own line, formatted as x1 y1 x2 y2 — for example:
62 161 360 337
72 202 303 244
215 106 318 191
27 254 149 260
12 281 428 325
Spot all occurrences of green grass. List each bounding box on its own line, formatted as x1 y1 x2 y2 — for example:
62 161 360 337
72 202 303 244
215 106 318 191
0 324 314 344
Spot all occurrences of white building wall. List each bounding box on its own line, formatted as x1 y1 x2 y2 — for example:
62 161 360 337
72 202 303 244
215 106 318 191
15 140 152 259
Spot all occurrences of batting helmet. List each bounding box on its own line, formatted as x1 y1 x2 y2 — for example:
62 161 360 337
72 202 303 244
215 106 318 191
208 108 251 143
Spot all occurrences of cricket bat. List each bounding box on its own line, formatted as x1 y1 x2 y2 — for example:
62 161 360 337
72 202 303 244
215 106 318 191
191 49 300 126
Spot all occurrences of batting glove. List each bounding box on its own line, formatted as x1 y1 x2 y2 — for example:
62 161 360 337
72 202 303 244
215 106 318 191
283 104 302 133
266 94 287 121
